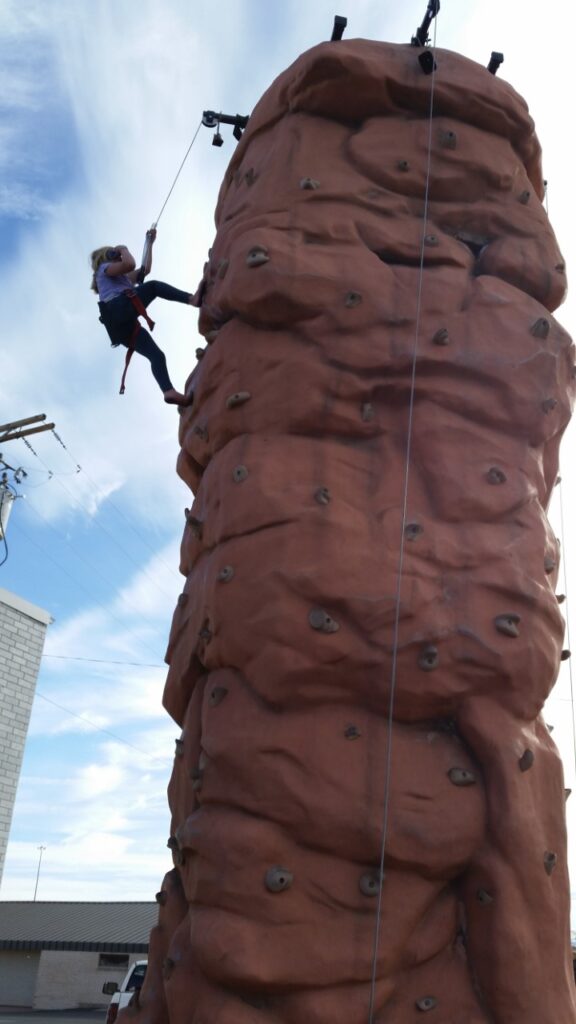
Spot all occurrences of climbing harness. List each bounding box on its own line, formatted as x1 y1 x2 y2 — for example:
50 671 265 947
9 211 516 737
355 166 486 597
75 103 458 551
367 8 440 1022
98 291 155 394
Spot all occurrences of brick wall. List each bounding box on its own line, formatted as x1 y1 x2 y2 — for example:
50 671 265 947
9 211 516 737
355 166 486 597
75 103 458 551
34 950 142 1010
0 589 51 884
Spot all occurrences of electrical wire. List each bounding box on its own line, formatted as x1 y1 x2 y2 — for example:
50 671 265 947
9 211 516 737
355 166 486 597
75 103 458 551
9 517 168 666
0 484 10 567
35 691 171 765
43 654 164 668
366 20 439 1022
21 493 175 644
21 435 181 603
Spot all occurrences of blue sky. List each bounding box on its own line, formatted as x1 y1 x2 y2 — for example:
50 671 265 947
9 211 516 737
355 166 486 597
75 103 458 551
1 0 576 904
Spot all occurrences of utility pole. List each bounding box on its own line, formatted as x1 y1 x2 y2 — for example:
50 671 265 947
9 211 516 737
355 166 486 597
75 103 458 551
33 845 46 901
0 415 55 445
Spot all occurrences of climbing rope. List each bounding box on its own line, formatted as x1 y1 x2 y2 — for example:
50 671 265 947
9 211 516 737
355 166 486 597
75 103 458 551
366 14 440 1023
154 118 203 227
557 478 576 784
543 179 576 784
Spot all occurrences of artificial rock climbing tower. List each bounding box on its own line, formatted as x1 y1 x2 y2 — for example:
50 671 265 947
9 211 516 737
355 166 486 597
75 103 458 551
129 38 576 1024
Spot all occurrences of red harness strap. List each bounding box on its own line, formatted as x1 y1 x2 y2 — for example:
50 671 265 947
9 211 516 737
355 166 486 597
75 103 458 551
118 291 156 395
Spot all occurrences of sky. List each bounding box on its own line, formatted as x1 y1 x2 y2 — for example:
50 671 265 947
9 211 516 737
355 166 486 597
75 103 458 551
1 0 576 911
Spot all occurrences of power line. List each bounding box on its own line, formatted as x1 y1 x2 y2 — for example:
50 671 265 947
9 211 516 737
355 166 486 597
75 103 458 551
10 517 167 665
22 493 174 644
20 435 182 602
49 428 182 583
43 654 164 668
35 691 171 765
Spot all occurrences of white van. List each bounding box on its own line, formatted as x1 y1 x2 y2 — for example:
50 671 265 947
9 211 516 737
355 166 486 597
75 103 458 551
103 960 147 1024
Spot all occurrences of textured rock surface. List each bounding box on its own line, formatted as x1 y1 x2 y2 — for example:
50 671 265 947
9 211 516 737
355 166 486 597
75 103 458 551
130 39 576 1024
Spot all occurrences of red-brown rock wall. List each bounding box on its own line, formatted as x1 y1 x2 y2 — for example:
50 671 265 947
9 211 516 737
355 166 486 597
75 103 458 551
125 39 576 1024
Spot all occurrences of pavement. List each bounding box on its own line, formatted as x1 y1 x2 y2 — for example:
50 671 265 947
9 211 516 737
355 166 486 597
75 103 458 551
0 1012 105 1024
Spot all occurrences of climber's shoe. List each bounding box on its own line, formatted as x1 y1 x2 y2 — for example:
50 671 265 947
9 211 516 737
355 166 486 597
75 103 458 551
164 388 194 407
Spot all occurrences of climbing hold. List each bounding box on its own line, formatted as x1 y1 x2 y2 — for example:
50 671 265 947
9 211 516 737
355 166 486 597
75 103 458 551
193 424 209 441
397 159 410 171
418 645 439 671
561 649 571 661
217 565 235 583
542 398 558 413
432 327 450 346
246 245 270 268
556 262 566 274
185 511 203 538
416 997 438 1013
544 556 557 574
166 836 178 850
518 190 531 204
486 467 506 485
233 464 249 483
477 888 494 905
314 487 331 505
556 476 562 485
175 738 184 757
361 402 374 422
300 177 320 190
359 871 382 897
308 607 339 633
209 685 228 707
177 593 188 608
155 890 168 906
345 290 362 307
424 234 439 247
556 594 566 604
530 317 550 339
519 749 534 772
405 522 423 541
226 391 251 409
544 851 558 875
217 258 229 279
244 168 257 186
198 622 213 642
440 129 457 149
265 866 293 893
448 767 477 787
345 724 361 739
163 957 175 979
494 613 521 638
196 347 206 360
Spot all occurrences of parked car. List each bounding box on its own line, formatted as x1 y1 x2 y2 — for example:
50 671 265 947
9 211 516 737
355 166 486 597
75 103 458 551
103 960 147 1024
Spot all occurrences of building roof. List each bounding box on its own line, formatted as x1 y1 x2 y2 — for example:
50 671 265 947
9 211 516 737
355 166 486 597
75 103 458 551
0 901 156 953
0 587 52 626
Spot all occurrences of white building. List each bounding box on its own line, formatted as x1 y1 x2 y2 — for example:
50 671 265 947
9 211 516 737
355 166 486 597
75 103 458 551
0 587 51 885
0 901 156 1009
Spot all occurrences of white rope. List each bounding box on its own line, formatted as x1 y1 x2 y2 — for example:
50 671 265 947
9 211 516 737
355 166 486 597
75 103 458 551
367 18 440 1022
557 478 576 784
154 119 203 226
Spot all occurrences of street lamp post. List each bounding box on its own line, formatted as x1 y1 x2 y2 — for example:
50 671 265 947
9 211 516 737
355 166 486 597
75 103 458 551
33 845 46 901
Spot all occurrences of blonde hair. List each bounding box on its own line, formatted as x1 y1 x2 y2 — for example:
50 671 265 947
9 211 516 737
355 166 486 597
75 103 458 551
90 246 113 293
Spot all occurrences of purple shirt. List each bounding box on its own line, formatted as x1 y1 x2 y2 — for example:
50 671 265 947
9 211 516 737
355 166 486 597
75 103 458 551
96 262 133 302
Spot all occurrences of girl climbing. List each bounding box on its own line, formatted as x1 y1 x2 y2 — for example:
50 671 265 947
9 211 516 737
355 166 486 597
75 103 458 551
91 228 196 406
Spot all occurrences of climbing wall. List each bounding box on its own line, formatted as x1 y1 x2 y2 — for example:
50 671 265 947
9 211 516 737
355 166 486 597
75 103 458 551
127 39 576 1024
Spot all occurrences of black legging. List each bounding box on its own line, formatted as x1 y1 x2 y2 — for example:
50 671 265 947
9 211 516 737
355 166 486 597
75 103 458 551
115 280 191 393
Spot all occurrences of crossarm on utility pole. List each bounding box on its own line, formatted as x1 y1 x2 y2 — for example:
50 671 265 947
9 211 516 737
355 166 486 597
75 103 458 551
0 422 55 444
